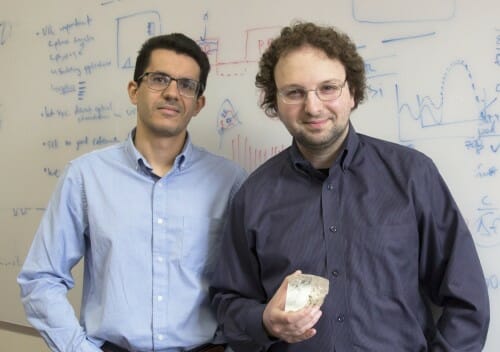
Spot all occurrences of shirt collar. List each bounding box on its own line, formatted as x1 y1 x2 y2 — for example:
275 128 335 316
342 121 360 171
289 121 360 176
124 128 194 174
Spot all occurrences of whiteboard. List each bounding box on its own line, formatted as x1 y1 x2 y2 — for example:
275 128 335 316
0 0 498 350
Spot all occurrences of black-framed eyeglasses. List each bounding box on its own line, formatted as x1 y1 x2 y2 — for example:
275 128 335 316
277 79 347 104
137 71 202 98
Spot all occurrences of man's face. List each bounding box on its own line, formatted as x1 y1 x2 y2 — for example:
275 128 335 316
128 49 205 140
274 46 355 157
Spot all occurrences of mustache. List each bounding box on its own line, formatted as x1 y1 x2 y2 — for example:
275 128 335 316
156 101 181 112
303 116 331 122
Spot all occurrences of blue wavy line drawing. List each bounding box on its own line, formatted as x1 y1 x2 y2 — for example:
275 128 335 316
396 59 498 142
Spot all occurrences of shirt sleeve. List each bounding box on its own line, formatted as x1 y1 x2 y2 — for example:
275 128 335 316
17 163 101 352
416 160 490 350
210 186 277 351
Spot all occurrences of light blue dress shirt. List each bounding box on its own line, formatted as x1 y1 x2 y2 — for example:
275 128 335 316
18 129 247 352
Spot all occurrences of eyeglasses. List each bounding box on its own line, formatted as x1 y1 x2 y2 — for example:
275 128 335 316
277 79 347 104
137 71 202 98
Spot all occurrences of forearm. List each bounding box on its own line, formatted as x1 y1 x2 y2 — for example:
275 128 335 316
427 229 489 349
431 274 489 350
18 165 99 351
424 244 489 350
418 162 490 350
19 273 101 352
212 291 276 349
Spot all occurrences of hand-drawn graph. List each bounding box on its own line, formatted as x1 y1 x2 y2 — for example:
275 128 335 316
352 0 456 23
115 10 161 69
115 10 279 78
231 134 286 172
197 12 279 76
396 59 499 146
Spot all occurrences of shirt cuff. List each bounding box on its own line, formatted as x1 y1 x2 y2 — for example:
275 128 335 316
244 304 280 348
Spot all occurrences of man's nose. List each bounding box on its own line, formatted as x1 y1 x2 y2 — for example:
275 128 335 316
304 90 322 116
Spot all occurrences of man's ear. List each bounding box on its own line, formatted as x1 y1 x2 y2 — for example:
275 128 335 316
193 95 206 116
127 81 139 105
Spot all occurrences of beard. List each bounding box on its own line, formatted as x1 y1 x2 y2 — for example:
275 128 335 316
293 119 349 152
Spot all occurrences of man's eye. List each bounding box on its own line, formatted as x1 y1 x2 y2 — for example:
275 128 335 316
179 80 196 91
151 74 169 84
320 84 340 93
285 89 305 98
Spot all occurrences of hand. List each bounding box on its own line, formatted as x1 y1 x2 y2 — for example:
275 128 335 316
262 270 323 343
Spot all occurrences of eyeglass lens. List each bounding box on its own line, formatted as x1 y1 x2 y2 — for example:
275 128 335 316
279 80 345 104
142 72 200 97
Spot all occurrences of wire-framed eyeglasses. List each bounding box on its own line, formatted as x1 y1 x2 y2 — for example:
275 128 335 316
137 71 202 98
278 79 347 104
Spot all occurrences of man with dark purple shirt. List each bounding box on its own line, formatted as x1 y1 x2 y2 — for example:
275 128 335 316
210 21 489 352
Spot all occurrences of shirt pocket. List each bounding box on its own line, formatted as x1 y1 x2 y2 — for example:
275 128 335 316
182 216 223 273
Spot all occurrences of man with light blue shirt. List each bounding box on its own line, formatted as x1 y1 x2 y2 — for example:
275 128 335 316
18 33 246 352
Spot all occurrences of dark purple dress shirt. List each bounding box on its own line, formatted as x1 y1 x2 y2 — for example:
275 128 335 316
210 124 489 352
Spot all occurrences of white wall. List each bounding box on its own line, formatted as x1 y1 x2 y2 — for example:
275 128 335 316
1 0 499 350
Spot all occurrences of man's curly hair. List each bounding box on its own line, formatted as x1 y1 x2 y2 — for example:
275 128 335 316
255 21 366 117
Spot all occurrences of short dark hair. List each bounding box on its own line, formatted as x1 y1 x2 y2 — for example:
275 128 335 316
134 33 210 96
256 21 366 117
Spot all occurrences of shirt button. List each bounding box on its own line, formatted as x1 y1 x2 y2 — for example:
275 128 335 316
157 334 164 341
327 184 334 190
329 225 337 233
332 270 340 277
337 314 345 323
157 295 163 302
157 218 164 224
157 256 164 262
